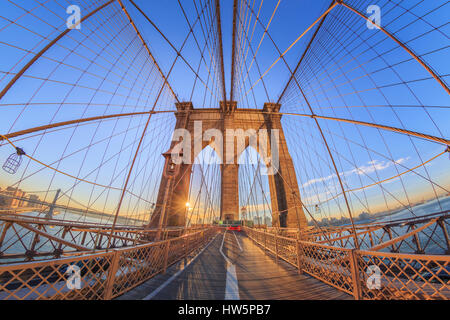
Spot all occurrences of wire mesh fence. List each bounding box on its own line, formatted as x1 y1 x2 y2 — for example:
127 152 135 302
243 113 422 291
0 228 216 300
244 227 449 300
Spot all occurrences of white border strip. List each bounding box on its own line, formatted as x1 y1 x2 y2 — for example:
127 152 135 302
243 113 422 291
232 230 243 251
142 234 219 300
220 231 240 300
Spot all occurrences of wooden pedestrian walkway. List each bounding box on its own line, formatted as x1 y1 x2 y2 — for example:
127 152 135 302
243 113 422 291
117 231 351 300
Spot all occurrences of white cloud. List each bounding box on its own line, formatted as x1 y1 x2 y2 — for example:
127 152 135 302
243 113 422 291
301 157 410 188
302 173 336 188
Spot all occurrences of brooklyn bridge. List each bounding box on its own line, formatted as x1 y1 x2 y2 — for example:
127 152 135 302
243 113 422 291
0 0 448 300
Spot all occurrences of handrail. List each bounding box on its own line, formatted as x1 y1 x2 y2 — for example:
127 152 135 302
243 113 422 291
0 228 218 300
369 219 438 251
243 226 450 300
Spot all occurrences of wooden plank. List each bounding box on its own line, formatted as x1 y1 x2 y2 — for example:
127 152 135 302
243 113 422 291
119 231 351 300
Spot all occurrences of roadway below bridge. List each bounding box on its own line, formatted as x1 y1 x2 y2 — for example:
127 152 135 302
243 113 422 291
117 230 351 300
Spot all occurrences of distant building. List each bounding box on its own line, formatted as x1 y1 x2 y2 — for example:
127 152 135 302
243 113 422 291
0 187 27 208
253 216 263 226
27 194 40 208
358 212 371 222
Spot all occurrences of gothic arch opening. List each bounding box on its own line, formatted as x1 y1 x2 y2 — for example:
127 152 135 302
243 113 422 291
186 145 221 226
238 146 272 227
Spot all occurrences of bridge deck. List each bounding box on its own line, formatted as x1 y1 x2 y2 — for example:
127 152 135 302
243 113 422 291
117 231 351 300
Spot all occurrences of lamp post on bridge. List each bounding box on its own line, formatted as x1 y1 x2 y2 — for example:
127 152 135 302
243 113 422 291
315 204 321 215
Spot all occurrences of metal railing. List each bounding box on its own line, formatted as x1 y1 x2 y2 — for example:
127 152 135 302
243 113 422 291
302 211 450 254
0 214 209 263
0 228 217 300
244 227 450 300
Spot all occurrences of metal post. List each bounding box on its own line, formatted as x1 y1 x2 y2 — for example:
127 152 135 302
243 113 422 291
296 240 303 274
104 250 121 300
275 234 279 263
93 232 101 251
81 230 87 246
0 222 12 250
349 249 362 300
163 240 171 274
410 224 423 254
55 226 69 257
28 224 42 260
437 218 450 255
264 229 267 250
384 227 398 252
368 231 374 248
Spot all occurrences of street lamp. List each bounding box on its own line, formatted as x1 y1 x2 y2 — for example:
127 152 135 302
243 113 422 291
147 202 155 221
315 204 321 215
2 147 26 174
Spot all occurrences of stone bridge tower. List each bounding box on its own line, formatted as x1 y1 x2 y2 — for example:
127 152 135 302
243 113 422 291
148 102 307 229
